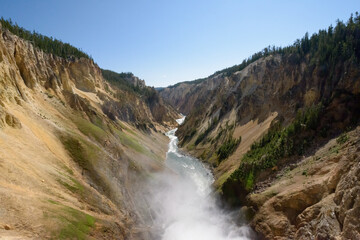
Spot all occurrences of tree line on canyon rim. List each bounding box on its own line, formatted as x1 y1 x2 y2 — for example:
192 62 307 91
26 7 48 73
2 13 360 89
0 17 92 60
169 12 360 88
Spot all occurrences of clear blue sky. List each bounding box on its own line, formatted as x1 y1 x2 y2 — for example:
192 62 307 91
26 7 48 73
1 1 359 87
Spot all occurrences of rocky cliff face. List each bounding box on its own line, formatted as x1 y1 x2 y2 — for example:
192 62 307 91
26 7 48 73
160 53 360 180
159 51 360 238
248 127 360 239
0 24 179 239
158 75 227 115
124 74 146 88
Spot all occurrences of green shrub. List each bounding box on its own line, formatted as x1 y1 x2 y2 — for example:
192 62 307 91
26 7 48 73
245 170 254 191
217 137 241 161
337 133 349 145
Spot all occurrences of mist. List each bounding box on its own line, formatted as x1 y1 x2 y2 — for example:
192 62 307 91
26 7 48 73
145 117 253 240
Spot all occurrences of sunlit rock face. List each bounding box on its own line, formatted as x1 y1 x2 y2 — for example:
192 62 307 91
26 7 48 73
0 24 181 239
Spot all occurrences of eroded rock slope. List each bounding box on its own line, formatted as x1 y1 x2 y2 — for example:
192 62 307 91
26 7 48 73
159 16 360 239
0 23 179 239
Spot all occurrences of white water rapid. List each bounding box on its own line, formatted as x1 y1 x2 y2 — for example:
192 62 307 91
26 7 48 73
147 116 253 240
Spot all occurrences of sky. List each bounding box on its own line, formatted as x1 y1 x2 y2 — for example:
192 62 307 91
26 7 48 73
0 1 359 87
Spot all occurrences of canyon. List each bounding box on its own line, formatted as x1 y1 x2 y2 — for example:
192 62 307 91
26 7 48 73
0 14 360 240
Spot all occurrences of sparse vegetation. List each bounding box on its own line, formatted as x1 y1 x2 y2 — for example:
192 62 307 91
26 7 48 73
183 127 197 144
60 135 89 170
195 118 218 145
118 130 146 153
330 144 341 154
57 177 85 194
110 125 162 162
337 132 349 145
73 116 107 143
59 133 114 202
59 134 100 179
217 137 241 162
47 201 95 240
58 206 95 240
224 104 323 192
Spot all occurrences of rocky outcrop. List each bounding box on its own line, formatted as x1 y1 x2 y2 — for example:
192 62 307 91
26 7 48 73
0 108 21 128
0 24 103 101
334 157 360 239
125 74 146 88
248 127 360 239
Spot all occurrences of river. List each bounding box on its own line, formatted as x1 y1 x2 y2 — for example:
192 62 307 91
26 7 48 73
147 116 253 240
